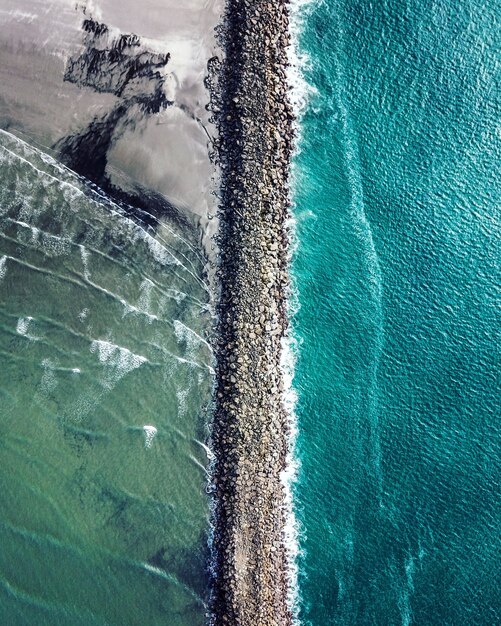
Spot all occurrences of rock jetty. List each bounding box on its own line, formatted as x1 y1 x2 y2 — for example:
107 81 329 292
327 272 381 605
208 1 294 625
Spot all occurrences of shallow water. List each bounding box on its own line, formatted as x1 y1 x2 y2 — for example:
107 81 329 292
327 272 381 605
0 130 213 625
292 0 500 624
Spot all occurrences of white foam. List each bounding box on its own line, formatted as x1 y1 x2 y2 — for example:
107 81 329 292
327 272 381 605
398 553 416 626
39 229 71 257
137 278 154 314
281 2 318 619
143 424 158 448
140 232 179 267
16 316 33 336
141 562 167 578
287 0 317 140
70 392 102 423
4 10 38 23
176 388 189 418
90 339 148 389
80 246 91 280
11 219 71 258
165 288 187 305
83 277 160 322
0 133 86 207
78 308 89 322
279 333 302 619
40 358 58 394
194 439 215 461
0 255 7 280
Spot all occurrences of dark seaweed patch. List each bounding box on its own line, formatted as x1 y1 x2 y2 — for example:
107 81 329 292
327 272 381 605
82 18 109 37
65 18 169 97
55 16 182 226
57 103 127 182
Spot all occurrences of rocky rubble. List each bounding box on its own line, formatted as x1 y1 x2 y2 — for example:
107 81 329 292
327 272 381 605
208 1 294 625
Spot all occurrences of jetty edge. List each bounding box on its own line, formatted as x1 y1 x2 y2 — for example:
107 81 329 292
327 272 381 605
208 0 295 624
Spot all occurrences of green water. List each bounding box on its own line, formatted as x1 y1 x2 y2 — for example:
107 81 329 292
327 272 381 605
293 0 500 624
0 130 213 625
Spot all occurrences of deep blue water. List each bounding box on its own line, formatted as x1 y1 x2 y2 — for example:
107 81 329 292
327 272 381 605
292 0 500 624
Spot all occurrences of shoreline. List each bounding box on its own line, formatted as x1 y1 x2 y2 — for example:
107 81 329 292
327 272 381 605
209 1 295 624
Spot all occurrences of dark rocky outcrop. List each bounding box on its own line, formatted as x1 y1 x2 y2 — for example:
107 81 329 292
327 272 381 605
209 1 295 625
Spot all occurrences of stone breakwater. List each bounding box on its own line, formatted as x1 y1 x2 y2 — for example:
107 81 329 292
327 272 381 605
208 1 294 625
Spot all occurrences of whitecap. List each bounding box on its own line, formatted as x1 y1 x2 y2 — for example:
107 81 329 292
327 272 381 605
16 316 33 337
143 425 158 449
90 339 148 390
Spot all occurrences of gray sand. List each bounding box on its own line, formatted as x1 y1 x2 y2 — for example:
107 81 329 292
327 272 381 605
0 0 222 242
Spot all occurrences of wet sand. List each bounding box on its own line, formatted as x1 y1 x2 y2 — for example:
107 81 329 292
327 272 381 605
0 0 223 241
209 1 294 624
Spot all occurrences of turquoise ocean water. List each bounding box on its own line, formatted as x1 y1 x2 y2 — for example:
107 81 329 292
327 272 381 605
292 0 500 624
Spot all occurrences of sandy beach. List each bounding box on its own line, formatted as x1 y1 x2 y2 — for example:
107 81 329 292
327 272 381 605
0 0 223 244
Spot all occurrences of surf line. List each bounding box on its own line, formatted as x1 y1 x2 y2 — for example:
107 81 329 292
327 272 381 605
208 1 296 624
